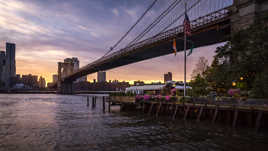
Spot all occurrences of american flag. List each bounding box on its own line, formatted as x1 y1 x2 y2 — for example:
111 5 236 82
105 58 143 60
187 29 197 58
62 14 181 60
183 12 191 36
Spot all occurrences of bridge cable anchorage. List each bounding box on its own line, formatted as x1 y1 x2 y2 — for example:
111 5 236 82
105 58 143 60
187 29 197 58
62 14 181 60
159 0 202 34
126 0 183 47
102 0 158 58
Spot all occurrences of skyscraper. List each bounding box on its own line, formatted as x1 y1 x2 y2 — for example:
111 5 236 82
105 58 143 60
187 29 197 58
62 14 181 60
38 76 46 88
0 51 6 87
97 71 106 83
164 72 172 83
0 43 16 88
6 43 16 78
52 74 58 83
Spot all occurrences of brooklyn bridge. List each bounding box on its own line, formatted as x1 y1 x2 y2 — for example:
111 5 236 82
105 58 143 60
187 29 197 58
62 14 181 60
55 0 268 94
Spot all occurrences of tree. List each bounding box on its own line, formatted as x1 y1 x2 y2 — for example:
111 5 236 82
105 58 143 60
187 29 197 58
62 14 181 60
191 22 268 98
191 57 209 79
190 74 208 97
251 68 268 98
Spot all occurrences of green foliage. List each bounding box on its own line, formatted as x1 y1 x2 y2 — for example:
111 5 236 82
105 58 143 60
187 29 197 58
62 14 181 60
250 68 268 98
191 22 268 98
190 74 208 97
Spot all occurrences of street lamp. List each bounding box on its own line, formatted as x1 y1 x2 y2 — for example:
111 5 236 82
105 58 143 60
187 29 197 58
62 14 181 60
232 82 236 87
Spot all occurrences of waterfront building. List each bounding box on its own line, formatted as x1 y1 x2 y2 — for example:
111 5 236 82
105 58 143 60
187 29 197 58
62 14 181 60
38 76 46 88
52 74 58 83
97 71 106 83
0 51 6 88
0 42 16 89
6 43 16 78
47 82 54 88
134 81 145 86
21 74 39 89
164 72 172 83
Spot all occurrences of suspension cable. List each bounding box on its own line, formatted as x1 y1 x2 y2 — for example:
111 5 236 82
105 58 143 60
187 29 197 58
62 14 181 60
102 0 158 57
126 0 183 47
159 0 202 34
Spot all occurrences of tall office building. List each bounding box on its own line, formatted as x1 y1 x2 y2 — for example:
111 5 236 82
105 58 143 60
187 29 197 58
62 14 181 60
0 43 16 88
38 76 46 88
52 74 58 83
164 72 172 83
97 71 106 83
0 51 6 87
6 43 16 78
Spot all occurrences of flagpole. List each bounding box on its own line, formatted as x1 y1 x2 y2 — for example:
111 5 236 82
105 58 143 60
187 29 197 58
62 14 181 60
184 2 187 97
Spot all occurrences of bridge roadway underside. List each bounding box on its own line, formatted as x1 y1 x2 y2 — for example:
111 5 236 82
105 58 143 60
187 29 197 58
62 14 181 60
64 19 231 83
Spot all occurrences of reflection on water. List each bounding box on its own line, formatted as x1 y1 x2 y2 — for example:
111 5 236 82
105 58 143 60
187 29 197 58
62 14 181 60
0 94 267 151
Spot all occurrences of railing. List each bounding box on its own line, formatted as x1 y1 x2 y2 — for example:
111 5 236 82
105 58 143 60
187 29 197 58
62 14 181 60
97 7 230 63
67 7 231 81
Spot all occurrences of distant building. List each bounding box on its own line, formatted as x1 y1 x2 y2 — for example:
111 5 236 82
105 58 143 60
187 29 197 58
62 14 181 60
164 72 172 83
0 42 16 89
97 71 106 83
52 74 58 83
134 80 145 86
0 51 6 88
47 82 55 88
6 43 16 78
21 74 39 89
38 76 46 88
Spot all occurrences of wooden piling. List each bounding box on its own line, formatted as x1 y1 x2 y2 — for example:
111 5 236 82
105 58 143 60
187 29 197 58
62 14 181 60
232 106 239 128
197 106 204 122
248 108 254 128
156 102 162 118
165 104 169 115
212 105 219 123
172 104 178 120
108 97 111 113
91 96 94 108
87 96 89 107
92 96 95 107
184 105 190 121
102 96 105 112
255 111 263 131
148 103 154 115
142 102 145 113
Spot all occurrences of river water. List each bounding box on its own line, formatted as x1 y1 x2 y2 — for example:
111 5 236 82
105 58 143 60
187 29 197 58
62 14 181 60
0 94 267 151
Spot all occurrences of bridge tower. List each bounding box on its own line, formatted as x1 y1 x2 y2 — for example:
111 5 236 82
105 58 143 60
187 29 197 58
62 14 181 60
57 62 74 94
230 0 268 32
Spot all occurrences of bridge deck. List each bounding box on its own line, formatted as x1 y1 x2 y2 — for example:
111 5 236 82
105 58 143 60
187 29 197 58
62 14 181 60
61 7 231 83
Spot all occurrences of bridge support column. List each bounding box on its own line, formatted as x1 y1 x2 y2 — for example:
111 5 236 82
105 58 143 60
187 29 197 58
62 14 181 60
230 0 268 32
58 81 74 95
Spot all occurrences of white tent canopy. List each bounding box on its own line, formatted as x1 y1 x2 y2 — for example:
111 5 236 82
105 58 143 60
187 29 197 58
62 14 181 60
125 85 165 94
175 85 192 90
125 84 192 94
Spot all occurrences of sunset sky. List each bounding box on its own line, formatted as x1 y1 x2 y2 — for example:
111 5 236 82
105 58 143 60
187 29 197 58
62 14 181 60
0 0 231 84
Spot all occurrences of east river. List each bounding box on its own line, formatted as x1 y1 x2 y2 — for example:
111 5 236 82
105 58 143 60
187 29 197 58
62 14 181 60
0 94 268 151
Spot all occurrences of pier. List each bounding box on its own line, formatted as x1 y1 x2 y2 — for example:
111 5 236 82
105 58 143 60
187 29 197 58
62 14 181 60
108 96 268 131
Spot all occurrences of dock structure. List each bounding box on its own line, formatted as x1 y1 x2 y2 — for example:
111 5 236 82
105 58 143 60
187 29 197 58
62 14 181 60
109 96 268 131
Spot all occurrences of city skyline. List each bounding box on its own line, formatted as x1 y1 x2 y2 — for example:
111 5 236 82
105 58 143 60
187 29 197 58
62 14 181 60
0 0 224 84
